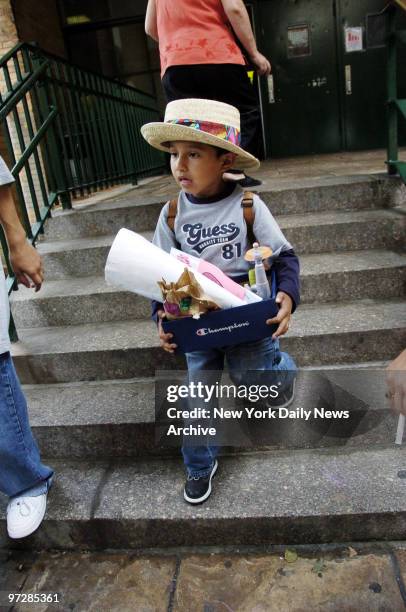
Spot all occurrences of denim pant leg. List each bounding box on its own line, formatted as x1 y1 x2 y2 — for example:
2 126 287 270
0 352 53 497
182 348 224 477
226 337 297 390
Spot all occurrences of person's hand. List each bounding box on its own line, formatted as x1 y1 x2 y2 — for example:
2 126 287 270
9 239 43 292
386 349 406 416
266 291 293 339
249 50 271 76
157 310 177 353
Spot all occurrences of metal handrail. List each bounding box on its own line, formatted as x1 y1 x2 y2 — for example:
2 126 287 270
0 43 165 339
387 1 406 182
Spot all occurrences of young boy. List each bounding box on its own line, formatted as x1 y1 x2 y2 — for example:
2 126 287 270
141 98 299 504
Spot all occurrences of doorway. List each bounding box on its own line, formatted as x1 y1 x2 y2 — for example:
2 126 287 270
258 0 406 157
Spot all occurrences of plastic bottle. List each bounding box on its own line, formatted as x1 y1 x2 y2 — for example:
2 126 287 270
253 242 271 300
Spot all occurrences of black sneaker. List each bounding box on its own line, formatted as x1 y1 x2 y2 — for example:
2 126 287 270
239 175 262 187
184 460 218 504
223 170 262 187
268 377 296 409
223 170 246 181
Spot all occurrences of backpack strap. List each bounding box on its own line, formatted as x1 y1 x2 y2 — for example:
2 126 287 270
167 198 178 232
241 190 256 246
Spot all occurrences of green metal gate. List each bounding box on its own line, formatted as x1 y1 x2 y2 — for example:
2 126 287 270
0 42 165 338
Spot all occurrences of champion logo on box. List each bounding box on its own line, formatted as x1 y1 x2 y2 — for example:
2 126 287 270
196 321 250 336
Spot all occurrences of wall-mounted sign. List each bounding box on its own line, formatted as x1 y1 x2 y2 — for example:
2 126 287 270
287 25 311 58
344 27 363 53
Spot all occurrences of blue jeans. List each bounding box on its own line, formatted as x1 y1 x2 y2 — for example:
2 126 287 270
182 337 297 477
0 352 53 498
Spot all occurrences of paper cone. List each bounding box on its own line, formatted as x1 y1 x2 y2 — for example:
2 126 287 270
105 229 245 308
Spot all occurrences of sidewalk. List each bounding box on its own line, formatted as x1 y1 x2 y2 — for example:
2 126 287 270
1 543 406 611
67 148 406 212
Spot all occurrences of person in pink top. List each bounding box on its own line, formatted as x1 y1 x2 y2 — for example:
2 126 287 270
145 0 271 187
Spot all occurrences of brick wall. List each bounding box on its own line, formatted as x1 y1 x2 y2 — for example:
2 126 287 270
0 0 17 53
12 0 66 58
0 0 20 215
0 1 54 226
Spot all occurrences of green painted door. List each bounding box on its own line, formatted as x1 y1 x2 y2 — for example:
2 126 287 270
258 0 406 156
338 0 406 149
258 0 342 157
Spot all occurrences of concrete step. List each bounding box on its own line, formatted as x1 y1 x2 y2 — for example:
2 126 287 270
46 174 406 240
10 276 145 328
11 250 406 327
281 208 405 255
1 446 405 550
300 249 406 304
37 209 405 281
12 298 406 383
37 234 123 281
24 367 398 459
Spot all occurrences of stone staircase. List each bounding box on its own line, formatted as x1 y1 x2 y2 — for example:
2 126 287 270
1 173 406 550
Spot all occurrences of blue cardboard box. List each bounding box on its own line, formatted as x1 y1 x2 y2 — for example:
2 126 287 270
162 298 279 353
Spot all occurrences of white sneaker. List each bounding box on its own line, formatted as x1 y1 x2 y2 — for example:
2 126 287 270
6 492 47 539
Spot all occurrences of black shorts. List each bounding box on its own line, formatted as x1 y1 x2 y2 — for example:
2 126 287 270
162 64 262 158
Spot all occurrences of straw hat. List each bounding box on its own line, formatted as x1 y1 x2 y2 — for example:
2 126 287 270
141 98 260 170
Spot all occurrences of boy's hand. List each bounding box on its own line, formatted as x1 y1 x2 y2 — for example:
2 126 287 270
266 291 293 339
157 310 177 353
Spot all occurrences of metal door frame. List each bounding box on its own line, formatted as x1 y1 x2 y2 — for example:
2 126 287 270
246 0 269 158
333 0 347 150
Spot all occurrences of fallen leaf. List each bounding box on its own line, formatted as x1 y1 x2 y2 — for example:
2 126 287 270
348 546 357 558
311 559 327 574
284 548 298 563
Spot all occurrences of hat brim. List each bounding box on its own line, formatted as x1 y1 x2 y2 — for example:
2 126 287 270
141 123 260 170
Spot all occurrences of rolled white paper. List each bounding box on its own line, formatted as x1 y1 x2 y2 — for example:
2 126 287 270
105 228 246 309
395 414 405 445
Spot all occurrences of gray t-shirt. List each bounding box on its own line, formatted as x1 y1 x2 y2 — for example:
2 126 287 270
152 185 293 277
0 156 15 353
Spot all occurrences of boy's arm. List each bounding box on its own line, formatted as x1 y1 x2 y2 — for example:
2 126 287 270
266 250 300 338
0 184 43 291
271 249 300 312
252 197 300 308
252 197 300 337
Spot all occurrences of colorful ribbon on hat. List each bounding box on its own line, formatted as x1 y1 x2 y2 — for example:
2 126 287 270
166 118 241 146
